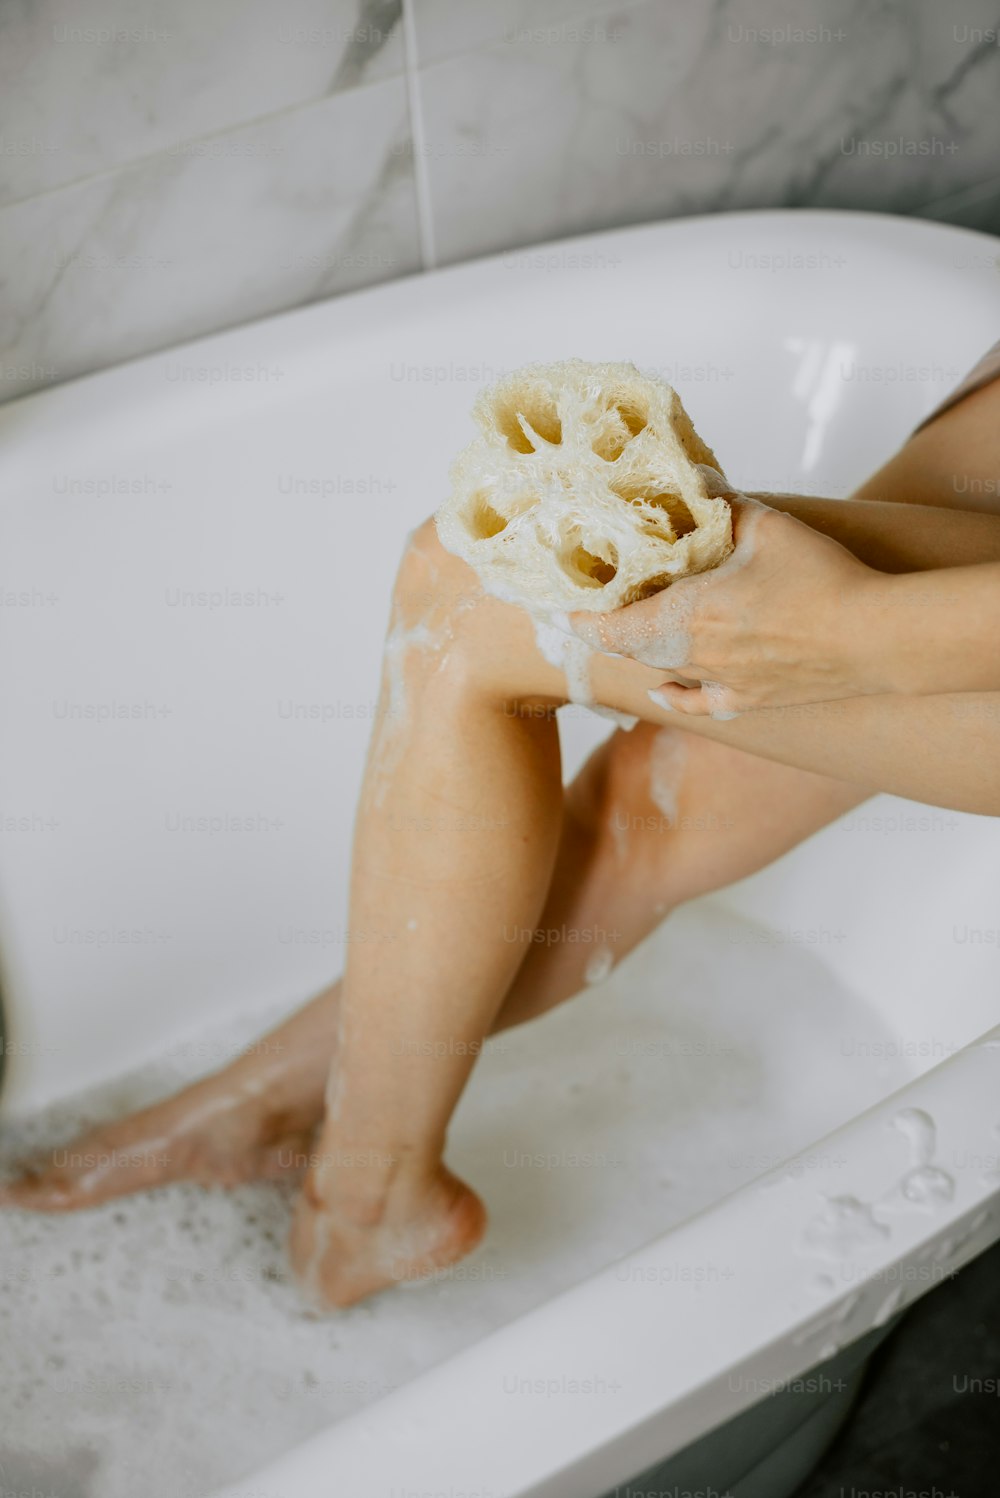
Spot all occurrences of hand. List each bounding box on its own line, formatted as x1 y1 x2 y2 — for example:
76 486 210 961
571 494 886 715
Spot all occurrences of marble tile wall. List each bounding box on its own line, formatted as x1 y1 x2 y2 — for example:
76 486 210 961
1 0 998 402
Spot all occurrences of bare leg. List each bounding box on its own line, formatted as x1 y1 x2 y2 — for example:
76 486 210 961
279 517 876 1304
5 378 997 1274
0 723 861 1210
287 376 1000 1305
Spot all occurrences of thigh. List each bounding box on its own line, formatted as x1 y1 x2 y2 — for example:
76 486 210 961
493 719 866 1029
852 377 1000 514
565 720 866 910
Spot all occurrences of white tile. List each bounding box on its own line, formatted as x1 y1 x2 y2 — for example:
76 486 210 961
0 0 404 206
416 0 1000 265
0 80 421 402
409 0 605 66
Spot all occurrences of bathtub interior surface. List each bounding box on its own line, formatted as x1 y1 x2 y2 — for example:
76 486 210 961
1 211 999 1496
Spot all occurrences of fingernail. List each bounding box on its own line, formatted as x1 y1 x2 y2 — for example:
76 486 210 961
647 688 673 711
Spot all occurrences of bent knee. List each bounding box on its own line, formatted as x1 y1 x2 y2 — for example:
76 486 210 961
392 518 477 623
385 518 505 702
390 517 564 708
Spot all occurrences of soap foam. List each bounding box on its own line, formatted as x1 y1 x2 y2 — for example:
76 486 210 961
649 726 687 827
371 591 458 806
583 947 614 985
532 610 637 725
797 1195 891 1261
702 680 741 722
796 1105 956 1263
892 1106 937 1167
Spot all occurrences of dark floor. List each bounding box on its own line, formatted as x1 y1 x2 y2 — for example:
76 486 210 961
794 1238 1000 1498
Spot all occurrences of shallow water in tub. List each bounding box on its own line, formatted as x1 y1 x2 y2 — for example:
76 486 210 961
0 902 912 1498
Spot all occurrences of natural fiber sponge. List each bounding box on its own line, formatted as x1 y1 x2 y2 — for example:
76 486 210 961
435 359 734 615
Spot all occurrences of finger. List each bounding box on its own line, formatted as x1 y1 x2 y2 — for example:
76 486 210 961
694 464 740 499
646 681 713 716
569 583 696 669
700 680 742 720
569 491 759 666
721 493 770 565
647 680 743 721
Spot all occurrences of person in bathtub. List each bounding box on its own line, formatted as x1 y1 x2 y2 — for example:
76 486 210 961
3 345 1000 1310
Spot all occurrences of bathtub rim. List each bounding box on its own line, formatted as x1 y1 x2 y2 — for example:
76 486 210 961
0 204 998 435
204 1020 1000 1498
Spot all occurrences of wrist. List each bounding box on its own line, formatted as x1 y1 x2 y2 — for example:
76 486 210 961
831 565 903 697
845 570 945 697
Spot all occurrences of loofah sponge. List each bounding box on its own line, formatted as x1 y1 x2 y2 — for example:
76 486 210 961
435 359 734 616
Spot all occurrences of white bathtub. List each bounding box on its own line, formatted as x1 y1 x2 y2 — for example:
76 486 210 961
1 209 999 1498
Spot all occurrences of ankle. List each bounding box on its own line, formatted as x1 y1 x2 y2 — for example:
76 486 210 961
307 1140 445 1224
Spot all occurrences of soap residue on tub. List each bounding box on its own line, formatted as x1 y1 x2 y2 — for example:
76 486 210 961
797 1196 891 1261
796 1106 957 1264
894 1166 955 1208
892 1107 937 1167
882 1107 955 1213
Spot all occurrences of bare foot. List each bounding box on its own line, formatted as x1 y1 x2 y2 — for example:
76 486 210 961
288 1164 487 1309
0 1079 323 1211
0 985 341 1211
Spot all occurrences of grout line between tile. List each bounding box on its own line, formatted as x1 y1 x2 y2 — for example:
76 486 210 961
414 0 653 72
400 0 437 270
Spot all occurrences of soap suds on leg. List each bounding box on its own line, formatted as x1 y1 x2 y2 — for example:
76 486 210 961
648 726 687 828
584 946 614 985
532 612 638 726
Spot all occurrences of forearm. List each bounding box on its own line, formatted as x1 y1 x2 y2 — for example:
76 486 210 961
748 492 1000 573
647 688 1000 818
857 565 1000 696
745 494 1000 696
